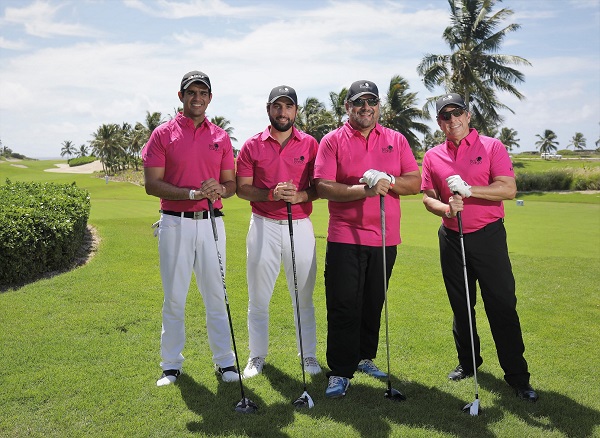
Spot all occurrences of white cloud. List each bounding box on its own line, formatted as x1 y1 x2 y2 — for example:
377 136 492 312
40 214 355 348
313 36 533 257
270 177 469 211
0 36 28 50
123 0 263 18
3 0 104 38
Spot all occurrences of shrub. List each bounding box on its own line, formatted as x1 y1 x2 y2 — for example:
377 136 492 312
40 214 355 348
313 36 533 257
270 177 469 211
68 156 97 167
516 167 600 192
0 180 90 286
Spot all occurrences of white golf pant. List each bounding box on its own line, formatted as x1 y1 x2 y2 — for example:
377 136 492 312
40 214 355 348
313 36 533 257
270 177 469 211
158 213 235 371
246 213 318 359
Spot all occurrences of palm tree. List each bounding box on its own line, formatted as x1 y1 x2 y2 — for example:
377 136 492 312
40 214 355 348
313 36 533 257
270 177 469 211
90 124 121 174
417 0 531 131
380 75 431 154
296 97 335 142
169 107 183 119
535 129 559 157
78 144 89 157
498 127 520 151
210 116 237 142
423 130 447 151
60 140 77 159
568 132 586 151
328 89 348 128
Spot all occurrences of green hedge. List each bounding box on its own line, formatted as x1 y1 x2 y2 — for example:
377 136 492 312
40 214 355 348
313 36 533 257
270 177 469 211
0 180 91 286
68 156 97 167
516 167 600 192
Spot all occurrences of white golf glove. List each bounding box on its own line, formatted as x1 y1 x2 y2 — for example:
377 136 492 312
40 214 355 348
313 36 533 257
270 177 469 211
359 169 395 188
446 175 472 198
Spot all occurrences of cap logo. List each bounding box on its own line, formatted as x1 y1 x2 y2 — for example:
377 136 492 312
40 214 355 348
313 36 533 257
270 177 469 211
187 74 206 80
360 82 371 89
442 95 454 101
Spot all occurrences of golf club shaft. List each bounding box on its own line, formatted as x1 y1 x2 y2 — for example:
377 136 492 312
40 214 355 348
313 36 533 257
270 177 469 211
287 202 308 391
208 200 247 402
380 195 392 389
456 211 480 401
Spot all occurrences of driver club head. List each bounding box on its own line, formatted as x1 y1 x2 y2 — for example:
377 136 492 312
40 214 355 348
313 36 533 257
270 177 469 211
384 387 406 402
235 398 258 414
462 400 480 416
292 392 314 409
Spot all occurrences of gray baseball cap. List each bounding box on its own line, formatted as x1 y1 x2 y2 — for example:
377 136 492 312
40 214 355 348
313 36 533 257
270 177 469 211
268 85 297 105
346 80 379 101
436 93 466 115
180 71 211 93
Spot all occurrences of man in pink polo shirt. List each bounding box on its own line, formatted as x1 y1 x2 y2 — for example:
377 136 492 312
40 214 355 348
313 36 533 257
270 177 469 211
314 80 421 398
142 70 240 386
236 85 321 379
421 93 538 402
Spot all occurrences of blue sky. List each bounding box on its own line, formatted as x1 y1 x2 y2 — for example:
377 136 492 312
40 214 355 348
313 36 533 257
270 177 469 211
0 0 598 158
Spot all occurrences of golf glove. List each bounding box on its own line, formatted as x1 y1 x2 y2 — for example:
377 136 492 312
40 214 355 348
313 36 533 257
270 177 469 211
359 169 395 188
446 175 472 198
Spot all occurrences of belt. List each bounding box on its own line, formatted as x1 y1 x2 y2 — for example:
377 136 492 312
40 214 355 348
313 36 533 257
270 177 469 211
161 209 223 220
254 213 301 225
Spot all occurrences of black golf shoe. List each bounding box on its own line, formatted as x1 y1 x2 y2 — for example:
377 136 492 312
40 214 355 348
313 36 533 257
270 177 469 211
514 384 539 402
448 364 474 381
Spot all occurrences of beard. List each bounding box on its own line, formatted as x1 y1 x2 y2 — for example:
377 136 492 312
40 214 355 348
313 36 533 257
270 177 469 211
348 109 377 131
269 115 294 132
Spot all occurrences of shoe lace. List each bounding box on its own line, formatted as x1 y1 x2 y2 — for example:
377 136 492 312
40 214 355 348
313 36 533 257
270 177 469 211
248 357 264 369
304 357 319 367
328 376 345 388
361 359 379 372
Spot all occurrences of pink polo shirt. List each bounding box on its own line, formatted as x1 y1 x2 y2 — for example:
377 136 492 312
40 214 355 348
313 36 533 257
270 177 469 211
236 126 318 220
141 112 235 212
421 128 514 233
314 122 419 246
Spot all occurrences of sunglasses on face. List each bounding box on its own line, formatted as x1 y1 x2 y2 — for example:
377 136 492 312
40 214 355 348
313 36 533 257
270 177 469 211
438 108 466 121
351 97 380 107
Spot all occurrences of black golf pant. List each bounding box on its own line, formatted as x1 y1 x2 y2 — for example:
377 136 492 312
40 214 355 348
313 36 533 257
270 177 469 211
324 242 396 379
439 219 530 387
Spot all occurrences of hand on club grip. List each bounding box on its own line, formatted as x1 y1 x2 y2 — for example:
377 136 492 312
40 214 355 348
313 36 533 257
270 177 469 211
446 175 472 198
360 169 395 188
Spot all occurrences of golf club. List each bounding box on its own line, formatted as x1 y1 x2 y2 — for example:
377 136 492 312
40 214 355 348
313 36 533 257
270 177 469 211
456 210 480 416
208 200 258 414
287 202 314 409
380 195 406 402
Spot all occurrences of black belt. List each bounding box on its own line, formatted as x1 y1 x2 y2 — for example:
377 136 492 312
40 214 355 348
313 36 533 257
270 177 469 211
161 209 223 220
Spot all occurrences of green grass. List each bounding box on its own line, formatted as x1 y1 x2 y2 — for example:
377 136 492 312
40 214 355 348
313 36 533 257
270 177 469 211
511 156 600 173
1 160 599 438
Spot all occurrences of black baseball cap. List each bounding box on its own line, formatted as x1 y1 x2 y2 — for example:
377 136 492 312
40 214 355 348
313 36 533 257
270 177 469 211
436 93 467 115
268 85 297 105
180 71 211 93
346 80 379 101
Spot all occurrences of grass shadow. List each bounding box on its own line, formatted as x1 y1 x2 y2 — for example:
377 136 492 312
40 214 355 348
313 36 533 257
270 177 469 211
177 373 294 437
263 364 500 438
478 371 600 438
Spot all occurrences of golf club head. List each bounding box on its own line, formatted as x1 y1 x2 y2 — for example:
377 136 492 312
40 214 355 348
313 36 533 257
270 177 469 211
462 399 480 416
235 397 258 414
292 391 314 409
384 387 406 402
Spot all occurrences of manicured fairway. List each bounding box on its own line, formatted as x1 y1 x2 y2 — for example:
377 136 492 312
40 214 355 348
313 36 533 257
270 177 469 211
1 160 599 438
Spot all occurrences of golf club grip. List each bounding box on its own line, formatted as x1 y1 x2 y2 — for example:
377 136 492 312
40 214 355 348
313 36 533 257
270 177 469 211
208 200 218 241
286 202 293 237
452 191 464 237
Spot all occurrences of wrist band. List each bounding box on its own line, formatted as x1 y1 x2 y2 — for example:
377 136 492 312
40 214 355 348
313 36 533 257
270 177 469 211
189 189 195 200
444 208 451 218
268 188 275 201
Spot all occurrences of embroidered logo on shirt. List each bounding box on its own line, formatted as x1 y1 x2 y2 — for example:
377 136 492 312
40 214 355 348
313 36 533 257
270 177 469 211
470 156 482 165
382 145 394 153
209 143 220 151
294 155 306 165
